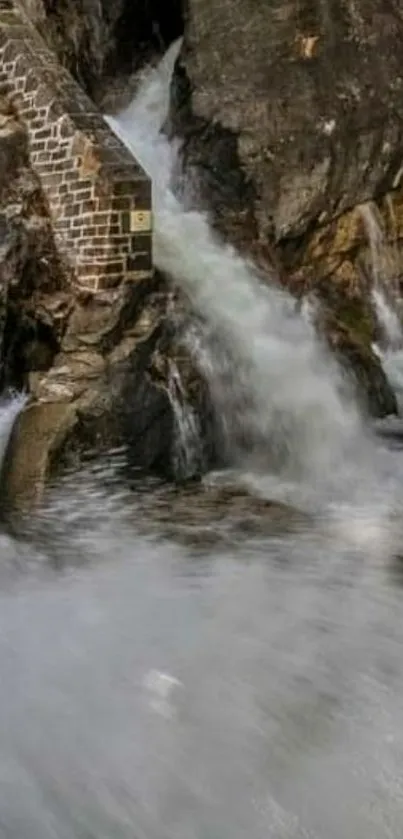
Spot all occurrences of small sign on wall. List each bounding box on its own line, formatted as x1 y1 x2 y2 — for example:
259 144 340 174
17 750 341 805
130 210 152 232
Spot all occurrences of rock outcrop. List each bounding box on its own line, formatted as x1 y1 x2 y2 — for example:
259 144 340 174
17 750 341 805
169 0 403 414
171 0 403 243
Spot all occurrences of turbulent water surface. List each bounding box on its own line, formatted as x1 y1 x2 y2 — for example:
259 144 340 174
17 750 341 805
2 42 403 839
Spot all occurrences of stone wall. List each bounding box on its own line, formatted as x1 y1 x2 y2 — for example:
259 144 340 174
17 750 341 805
0 0 152 291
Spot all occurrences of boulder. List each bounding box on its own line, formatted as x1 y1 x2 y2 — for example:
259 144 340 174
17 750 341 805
1 274 214 509
169 0 403 416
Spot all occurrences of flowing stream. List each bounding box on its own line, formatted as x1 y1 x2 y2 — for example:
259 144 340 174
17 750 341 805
2 41 403 839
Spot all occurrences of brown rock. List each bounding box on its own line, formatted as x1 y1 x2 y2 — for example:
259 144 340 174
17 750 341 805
170 0 403 244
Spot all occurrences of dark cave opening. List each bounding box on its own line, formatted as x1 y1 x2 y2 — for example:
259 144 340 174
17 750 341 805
105 0 185 79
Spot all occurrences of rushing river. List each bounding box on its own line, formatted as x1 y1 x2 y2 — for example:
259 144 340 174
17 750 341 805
2 38 403 839
1 432 403 839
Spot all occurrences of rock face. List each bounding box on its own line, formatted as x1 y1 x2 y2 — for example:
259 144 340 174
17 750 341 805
169 0 403 414
171 0 403 244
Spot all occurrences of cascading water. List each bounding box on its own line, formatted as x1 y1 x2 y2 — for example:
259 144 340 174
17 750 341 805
0 393 25 477
167 359 201 478
360 203 402 350
360 203 403 412
106 40 363 484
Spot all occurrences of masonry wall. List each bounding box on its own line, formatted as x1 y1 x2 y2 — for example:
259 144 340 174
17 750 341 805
0 0 152 291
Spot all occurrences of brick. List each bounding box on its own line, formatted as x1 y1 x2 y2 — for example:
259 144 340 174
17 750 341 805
81 199 97 213
35 150 51 162
30 142 46 153
127 252 152 272
64 171 78 182
114 181 135 196
131 233 152 252
109 236 128 246
35 127 52 140
111 197 131 211
92 212 112 225
64 204 81 217
121 212 130 234
51 150 66 162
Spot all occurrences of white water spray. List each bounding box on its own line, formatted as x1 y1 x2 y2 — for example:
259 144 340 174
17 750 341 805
106 42 363 480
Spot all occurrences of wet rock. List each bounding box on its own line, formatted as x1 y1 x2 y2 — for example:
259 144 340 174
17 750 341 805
125 475 310 550
1 279 214 510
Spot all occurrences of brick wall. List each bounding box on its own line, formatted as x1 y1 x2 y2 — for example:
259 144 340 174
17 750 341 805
0 0 152 291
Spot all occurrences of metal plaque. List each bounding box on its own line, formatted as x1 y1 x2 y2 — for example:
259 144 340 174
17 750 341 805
130 210 152 232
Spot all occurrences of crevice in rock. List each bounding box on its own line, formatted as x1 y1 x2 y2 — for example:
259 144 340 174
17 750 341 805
1 306 60 392
104 0 185 82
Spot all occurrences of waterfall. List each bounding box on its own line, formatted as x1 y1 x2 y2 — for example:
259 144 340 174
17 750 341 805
360 203 402 349
0 394 25 479
167 359 201 478
106 40 363 482
372 287 402 349
360 203 403 412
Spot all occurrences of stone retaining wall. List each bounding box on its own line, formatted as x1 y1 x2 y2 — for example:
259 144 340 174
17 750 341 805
0 0 152 291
